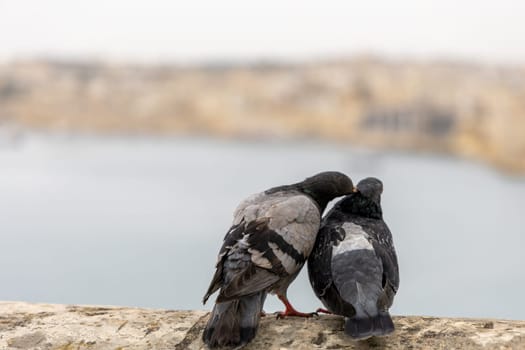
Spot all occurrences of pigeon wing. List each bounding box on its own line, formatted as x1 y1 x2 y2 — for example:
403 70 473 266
370 223 399 307
330 222 384 317
308 223 341 299
205 193 320 303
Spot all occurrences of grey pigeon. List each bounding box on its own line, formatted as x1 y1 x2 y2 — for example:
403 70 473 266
307 177 399 339
202 171 354 348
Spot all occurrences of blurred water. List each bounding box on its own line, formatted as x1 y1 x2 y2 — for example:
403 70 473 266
0 133 524 320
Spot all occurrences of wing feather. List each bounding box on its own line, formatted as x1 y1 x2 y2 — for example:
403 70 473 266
330 223 384 316
204 192 321 303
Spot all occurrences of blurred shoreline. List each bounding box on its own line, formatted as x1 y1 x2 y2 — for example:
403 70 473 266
0 57 524 174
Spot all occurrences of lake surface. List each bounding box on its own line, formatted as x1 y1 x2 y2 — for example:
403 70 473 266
0 133 524 320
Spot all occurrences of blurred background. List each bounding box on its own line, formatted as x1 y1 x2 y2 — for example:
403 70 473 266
0 1 524 320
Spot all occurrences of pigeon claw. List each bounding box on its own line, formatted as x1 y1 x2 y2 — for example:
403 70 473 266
316 308 332 314
275 293 318 319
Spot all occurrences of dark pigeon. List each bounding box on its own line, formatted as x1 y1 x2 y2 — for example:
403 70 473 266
202 171 354 348
307 177 399 339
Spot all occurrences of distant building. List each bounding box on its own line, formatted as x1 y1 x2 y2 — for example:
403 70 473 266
361 105 455 138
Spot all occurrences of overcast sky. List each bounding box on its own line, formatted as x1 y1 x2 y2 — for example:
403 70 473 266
1 0 524 64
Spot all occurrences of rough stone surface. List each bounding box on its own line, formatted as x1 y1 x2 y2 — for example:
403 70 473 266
1 302 524 349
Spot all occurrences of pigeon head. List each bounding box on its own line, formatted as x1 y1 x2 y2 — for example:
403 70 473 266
296 171 354 210
354 177 383 205
337 177 383 219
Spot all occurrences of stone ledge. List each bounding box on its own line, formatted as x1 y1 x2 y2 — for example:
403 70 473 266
0 302 524 349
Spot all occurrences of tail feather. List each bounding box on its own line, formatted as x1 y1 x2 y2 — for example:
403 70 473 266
203 292 266 348
344 311 394 339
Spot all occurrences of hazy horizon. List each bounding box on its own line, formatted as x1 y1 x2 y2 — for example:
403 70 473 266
1 0 525 65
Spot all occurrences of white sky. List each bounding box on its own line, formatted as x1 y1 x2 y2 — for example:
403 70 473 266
0 0 524 64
